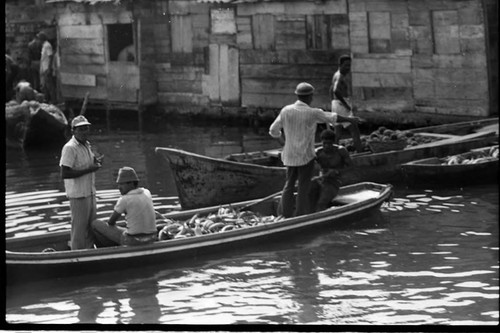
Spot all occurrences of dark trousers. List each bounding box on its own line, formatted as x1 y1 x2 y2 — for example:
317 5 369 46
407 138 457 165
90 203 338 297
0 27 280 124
280 159 315 218
310 179 340 212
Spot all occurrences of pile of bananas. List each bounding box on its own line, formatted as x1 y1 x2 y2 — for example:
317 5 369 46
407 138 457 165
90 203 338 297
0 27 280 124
340 127 442 152
158 207 283 241
443 145 498 165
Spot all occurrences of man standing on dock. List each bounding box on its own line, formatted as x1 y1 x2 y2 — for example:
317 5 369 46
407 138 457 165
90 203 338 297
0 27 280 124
60 115 103 250
38 31 56 103
269 82 361 218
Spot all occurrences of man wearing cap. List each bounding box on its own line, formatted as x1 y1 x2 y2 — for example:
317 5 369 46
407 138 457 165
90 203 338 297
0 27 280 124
269 82 361 218
60 115 103 249
330 55 362 153
91 167 160 246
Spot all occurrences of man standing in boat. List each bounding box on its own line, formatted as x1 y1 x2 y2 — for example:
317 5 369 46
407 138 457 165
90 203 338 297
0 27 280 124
330 55 363 153
269 82 362 218
91 167 161 246
60 115 103 250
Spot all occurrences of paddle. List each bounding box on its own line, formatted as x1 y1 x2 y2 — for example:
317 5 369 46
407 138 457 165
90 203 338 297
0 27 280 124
79 92 90 116
238 190 283 211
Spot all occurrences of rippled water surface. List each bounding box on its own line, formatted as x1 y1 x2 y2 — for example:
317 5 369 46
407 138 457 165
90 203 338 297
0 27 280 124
4 116 499 325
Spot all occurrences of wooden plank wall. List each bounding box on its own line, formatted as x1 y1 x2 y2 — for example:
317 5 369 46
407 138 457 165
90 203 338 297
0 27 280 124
350 0 489 116
238 0 350 109
55 3 139 101
349 0 414 113
409 0 489 116
135 3 158 105
154 0 209 106
57 16 107 100
154 0 351 109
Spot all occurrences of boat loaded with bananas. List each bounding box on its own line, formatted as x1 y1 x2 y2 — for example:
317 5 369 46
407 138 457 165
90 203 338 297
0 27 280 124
401 144 498 186
6 182 392 285
155 118 498 209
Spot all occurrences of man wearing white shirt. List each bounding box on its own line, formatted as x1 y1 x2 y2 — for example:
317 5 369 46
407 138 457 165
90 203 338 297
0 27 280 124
38 31 55 103
60 116 103 249
269 82 361 218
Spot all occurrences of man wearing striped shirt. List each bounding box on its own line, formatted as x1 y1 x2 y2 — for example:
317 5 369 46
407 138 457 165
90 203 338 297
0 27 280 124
269 82 361 218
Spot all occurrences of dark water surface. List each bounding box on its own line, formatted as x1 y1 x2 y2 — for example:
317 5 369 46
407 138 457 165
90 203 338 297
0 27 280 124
4 117 499 325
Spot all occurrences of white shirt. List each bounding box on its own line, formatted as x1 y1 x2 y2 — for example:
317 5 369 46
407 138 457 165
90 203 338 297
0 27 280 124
40 40 53 73
114 188 157 235
269 100 338 166
59 136 96 198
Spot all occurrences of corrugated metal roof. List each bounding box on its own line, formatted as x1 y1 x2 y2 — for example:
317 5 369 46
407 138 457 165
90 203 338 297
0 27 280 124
197 0 276 4
45 0 124 4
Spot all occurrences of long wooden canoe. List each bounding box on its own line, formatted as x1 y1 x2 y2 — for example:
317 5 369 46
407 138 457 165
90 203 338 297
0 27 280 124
401 144 498 186
6 182 392 285
156 118 498 209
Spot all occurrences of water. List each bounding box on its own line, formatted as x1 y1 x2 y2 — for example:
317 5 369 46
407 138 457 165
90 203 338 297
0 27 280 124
4 116 499 325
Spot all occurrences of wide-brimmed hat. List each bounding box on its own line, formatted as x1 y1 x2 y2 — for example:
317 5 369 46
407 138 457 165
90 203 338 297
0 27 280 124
71 115 91 128
294 82 315 96
116 166 139 183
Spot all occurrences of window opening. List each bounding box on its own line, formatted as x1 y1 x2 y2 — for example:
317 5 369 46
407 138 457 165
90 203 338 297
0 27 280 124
108 23 136 62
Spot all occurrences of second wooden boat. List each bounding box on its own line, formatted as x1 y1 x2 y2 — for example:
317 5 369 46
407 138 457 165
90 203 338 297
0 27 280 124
156 118 498 209
401 144 498 186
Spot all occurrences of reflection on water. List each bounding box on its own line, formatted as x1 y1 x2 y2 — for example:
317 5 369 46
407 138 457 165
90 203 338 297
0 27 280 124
4 119 499 325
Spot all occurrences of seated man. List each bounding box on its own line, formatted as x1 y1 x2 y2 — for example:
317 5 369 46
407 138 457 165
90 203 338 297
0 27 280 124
310 129 353 212
92 166 162 246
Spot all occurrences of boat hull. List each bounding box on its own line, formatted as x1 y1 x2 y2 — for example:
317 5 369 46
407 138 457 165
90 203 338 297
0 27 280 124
156 148 286 209
156 124 498 208
5 102 68 149
6 182 392 285
401 145 499 186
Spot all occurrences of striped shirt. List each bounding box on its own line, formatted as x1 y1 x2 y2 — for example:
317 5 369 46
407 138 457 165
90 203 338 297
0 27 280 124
59 136 96 198
269 100 338 166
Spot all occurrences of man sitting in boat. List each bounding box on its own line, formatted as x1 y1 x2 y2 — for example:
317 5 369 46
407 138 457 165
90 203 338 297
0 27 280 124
91 167 161 246
310 129 353 212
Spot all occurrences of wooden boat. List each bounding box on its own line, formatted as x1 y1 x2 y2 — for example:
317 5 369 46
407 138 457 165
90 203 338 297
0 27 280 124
156 118 498 209
401 144 498 186
5 182 392 285
5 101 68 149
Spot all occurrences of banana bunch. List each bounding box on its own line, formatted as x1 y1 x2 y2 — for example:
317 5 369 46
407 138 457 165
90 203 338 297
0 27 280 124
442 145 498 165
158 207 283 241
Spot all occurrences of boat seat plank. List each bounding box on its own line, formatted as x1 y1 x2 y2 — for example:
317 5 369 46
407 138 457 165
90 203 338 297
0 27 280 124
333 189 381 205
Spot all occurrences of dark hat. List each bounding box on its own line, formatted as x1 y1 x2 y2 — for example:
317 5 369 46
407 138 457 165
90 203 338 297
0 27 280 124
36 31 48 40
71 115 91 128
116 167 139 183
294 82 315 96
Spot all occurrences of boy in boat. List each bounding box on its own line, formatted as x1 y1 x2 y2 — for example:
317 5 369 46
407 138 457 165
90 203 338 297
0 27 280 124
91 166 162 246
310 129 353 212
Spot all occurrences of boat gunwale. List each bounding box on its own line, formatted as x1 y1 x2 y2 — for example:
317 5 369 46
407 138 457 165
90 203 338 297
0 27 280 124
155 147 285 171
402 144 498 166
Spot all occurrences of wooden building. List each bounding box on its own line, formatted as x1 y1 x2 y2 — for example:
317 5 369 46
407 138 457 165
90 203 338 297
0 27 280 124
44 0 158 112
6 0 498 119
